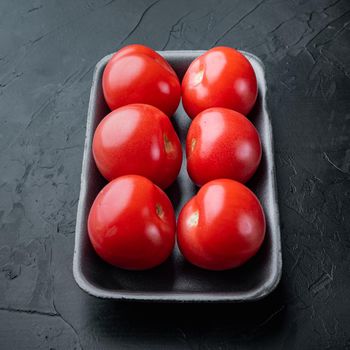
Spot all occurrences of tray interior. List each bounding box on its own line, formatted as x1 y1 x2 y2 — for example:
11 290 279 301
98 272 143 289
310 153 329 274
73 51 282 301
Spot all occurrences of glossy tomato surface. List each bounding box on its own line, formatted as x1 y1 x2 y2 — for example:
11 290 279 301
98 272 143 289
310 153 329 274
93 104 182 189
186 107 261 186
102 44 181 116
88 175 176 270
182 47 258 119
177 179 266 271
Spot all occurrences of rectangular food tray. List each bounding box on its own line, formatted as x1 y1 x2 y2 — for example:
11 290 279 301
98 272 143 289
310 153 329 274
73 50 282 302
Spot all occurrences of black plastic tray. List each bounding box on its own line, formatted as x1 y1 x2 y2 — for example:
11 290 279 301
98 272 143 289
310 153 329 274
73 50 282 302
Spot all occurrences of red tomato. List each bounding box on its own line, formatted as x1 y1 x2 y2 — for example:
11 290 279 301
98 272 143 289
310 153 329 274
186 107 261 186
102 44 181 116
93 104 182 189
177 179 265 271
182 47 258 119
88 175 176 270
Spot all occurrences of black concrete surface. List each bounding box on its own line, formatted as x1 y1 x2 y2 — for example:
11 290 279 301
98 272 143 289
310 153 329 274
0 0 349 349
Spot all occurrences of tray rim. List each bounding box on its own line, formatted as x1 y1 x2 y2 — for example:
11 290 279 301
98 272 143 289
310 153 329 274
73 50 282 302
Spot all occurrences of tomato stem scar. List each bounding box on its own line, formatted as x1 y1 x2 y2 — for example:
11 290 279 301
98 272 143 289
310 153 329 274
163 134 173 154
156 203 164 219
191 138 197 152
188 211 199 227
193 70 204 85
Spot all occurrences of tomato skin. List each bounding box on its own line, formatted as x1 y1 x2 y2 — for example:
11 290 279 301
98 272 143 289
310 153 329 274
182 47 258 119
88 175 176 270
103 44 181 116
177 179 265 271
92 104 182 189
186 107 261 186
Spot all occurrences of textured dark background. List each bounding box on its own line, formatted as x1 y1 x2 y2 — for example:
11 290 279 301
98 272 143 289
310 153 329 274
0 0 350 349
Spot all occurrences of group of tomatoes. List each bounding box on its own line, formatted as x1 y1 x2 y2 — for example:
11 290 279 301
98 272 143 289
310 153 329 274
87 44 266 271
